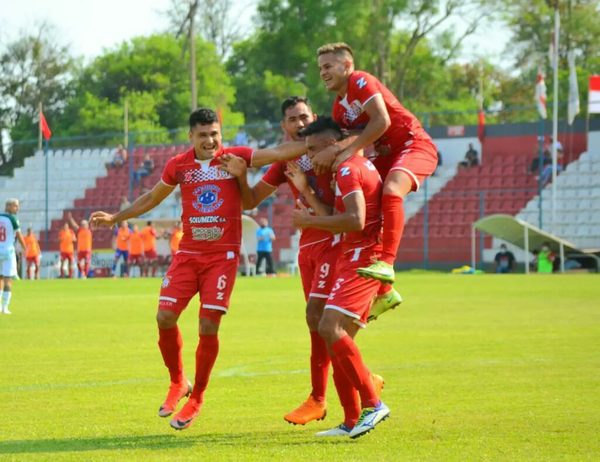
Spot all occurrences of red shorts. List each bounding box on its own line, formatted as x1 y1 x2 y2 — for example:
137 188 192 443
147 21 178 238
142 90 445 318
77 251 91 262
325 244 383 328
373 138 437 192
129 254 144 265
158 251 239 320
26 257 40 265
144 249 158 260
298 238 341 301
60 252 73 261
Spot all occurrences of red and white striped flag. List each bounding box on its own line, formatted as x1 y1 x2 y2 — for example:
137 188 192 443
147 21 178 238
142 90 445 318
535 71 548 119
589 75 600 114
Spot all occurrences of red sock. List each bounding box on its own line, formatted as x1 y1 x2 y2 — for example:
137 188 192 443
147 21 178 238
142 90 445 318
309 331 330 402
381 194 405 264
377 283 392 296
331 355 360 428
190 334 219 402
158 326 184 384
331 336 378 408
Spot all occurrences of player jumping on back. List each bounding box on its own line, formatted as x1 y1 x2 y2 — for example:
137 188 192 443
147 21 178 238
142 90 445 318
90 108 307 431
313 42 438 284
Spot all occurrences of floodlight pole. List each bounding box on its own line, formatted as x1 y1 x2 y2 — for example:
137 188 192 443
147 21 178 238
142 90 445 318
551 7 560 230
190 0 198 111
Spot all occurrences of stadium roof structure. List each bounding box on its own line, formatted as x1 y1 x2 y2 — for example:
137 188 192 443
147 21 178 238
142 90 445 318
471 214 599 273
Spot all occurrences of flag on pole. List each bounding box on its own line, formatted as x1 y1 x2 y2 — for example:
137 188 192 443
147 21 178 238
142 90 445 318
589 75 600 114
535 70 548 119
477 109 485 143
567 50 580 125
39 110 52 140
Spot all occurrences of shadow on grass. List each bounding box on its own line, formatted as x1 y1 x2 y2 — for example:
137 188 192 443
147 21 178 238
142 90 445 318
0 430 349 454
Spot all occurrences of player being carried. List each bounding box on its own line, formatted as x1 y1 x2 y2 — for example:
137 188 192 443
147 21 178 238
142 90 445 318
220 97 399 428
292 116 390 438
313 42 438 284
90 108 307 431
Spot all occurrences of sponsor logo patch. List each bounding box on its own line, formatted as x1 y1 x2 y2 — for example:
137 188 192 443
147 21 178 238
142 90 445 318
191 226 224 241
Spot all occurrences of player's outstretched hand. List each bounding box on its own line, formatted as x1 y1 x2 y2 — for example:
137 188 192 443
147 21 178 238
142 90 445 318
284 162 309 193
89 211 116 229
291 200 312 229
219 154 247 178
311 145 338 175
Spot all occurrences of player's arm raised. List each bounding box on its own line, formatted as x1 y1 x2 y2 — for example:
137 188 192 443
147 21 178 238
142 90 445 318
311 95 389 174
219 154 277 210
251 141 307 167
90 181 174 228
292 189 365 234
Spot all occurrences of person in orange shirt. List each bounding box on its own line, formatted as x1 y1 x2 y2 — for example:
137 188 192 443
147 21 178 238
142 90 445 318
112 221 131 277
58 222 76 278
128 224 144 277
24 228 41 280
141 221 158 277
165 221 184 267
68 212 93 278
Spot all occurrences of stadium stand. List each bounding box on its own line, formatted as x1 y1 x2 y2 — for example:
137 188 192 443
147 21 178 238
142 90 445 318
516 149 600 250
0 148 112 240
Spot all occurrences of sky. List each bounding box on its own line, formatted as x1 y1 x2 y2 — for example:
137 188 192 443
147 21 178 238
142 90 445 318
1 0 509 64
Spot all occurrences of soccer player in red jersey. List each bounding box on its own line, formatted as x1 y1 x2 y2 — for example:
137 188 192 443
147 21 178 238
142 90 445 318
291 117 390 438
90 108 307 431
313 42 438 284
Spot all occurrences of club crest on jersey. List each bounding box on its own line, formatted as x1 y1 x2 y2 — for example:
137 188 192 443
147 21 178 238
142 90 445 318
161 275 171 288
193 184 223 213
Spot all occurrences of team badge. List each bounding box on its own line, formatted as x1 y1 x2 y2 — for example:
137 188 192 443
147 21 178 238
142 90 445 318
192 184 224 213
161 275 171 288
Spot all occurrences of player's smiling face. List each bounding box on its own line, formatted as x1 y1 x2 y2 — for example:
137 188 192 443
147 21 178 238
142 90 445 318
281 103 315 141
318 53 350 94
190 122 222 160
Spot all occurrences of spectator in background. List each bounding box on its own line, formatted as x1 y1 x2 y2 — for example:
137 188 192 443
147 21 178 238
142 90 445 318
168 221 184 258
58 222 76 278
68 212 93 279
528 148 551 175
494 244 516 273
120 196 131 211
106 144 128 169
538 145 564 186
459 143 479 168
233 128 249 146
537 242 554 274
255 217 276 276
24 228 41 280
128 224 144 277
133 153 155 187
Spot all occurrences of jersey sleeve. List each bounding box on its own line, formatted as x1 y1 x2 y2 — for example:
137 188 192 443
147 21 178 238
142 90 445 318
161 157 179 186
226 146 254 167
336 163 363 200
261 162 287 188
348 71 381 107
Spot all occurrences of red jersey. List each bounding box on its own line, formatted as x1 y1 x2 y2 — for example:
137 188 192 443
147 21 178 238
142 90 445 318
161 146 253 253
332 70 432 159
334 155 382 251
262 154 335 248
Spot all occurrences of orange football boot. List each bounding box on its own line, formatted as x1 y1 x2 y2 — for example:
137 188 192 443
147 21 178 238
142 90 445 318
284 395 327 425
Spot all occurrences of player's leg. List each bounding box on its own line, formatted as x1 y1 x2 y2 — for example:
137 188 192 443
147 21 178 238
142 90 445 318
35 257 40 279
1 277 13 314
121 251 129 277
67 253 74 278
255 251 264 275
156 255 198 418
84 253 91 278
171 252 238 430
265 252 275 275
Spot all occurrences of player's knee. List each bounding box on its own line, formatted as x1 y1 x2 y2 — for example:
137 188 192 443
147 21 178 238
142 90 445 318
383 172 411 197
156 309 178 329
306 299 325 330
317 314 339 343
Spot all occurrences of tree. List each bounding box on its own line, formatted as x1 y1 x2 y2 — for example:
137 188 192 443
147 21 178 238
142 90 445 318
57 34 243 144
0 23 75 158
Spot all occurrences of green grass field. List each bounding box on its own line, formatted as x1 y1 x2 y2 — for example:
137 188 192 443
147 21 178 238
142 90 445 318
0 274 598 461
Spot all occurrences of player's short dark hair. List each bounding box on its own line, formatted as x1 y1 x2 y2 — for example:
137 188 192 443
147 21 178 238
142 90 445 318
189 108 219 128
299 116 344 141
281 96 311 116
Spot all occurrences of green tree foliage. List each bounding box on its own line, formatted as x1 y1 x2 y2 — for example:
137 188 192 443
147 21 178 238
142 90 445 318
56 34 243 144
